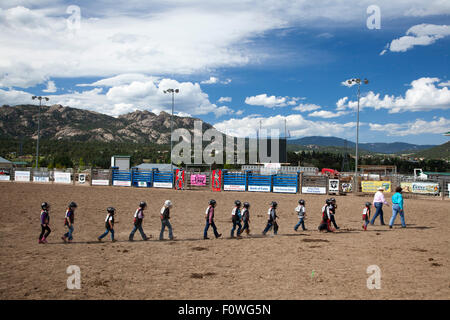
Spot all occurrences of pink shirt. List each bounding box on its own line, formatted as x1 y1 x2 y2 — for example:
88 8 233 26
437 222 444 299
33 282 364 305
373 191 388 204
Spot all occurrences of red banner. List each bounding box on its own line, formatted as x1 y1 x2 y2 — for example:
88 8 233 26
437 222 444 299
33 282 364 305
212 170 222 191
175 169 185 190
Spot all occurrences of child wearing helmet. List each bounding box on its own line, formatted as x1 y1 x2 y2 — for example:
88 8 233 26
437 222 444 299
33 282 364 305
329 198 340 230
129 201 149 241
159 200 174 241
294 199 307 231
98 207 116 242
241 202 251 235
230 200 243 238
262 201 278 235
318 199 333 232
39 202 51 244
204 199 222 239
62 201 77 243
362 202 371 231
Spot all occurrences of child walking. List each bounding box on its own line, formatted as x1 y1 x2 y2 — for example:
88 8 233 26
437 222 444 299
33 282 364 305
204 199 222 239
362 202 371 231
98 207 116 242
230 200 243 238
61 202 77 243
262 201 278 235
294 199 307 231
329 197 340 230
129 201 149 241
241 202 251 235
318 199 333 232
159 200 174 240
39 202 51 244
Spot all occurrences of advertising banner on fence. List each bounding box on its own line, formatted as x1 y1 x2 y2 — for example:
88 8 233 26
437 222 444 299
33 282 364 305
0 170 10 181
175 169 185 189
113 180 131 187
33 176 50 183
92 179 109 186
341 183 352 193
248 185 271 192
15 171 30 182
153 182 173 188
302 186 326 194
401 182 439 194
273 186 297 193
361 181 391 193
54 172 71 184
190 174 206 186
212 170 222 191
328 179 339 193
137 181 147 187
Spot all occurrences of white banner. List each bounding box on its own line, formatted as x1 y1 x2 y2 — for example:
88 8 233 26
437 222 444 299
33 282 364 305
248 185 271 192
138 181 147 187
92 179 109 186
411 182 439 194
328 179 339 193
302 186 326 194
15 171 30 182
0 175 10 181
54 172 71 184
224 184 246 191
153 182 173 188
33 176 50 183
273 186 297 193
113 180 131 187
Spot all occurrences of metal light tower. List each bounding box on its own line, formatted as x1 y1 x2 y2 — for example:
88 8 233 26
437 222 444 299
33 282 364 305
346 78 368 184
31 95 49 168
163 88 179 172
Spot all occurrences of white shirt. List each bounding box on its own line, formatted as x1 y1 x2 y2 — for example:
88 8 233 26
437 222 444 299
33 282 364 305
362 207 370 217
321 205 331 220
105 214 113 222
295 205 306 218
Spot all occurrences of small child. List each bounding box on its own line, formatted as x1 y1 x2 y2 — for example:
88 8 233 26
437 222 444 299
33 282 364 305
61 202 77 243
241 202 251 235
362 202 371 231
160 200 174 240
294 199 307 231
318 199 333 232
129 201 149 241
230 200 243 238
39 202 51 244
329 197 340 230
204 199 222 239
262 201 278 235
98 207 116 242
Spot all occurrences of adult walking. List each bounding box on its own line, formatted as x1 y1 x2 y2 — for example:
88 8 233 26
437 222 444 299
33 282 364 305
370 187 389 225
389 186 406 228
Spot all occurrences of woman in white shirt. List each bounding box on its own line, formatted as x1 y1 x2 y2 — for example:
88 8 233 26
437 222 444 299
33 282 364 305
370 187 389 225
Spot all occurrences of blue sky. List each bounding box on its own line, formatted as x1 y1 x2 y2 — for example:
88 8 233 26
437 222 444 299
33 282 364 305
0 0 449 145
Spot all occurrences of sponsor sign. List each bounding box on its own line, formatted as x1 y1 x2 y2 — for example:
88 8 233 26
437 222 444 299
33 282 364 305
113 180 131 187
0 175 10 181
15 171 30 182
153 182 173 188
54 172 72 184
33 176 50 183
411 182 439 194
138 181 147 187
248 185 271 192
341 183 352 193
400 182 412 193
361 181 391 193
190 174 206 186
328 179 339 193
302 186 326 194
92 179 109 186
273 186 297 193
223 184 246 192
78 174 86 184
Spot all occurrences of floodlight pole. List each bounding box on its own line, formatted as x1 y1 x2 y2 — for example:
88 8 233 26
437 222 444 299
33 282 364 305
163 89 179 173
32 95 49 169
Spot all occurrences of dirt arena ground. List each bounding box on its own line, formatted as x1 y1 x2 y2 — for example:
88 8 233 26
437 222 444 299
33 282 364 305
0 182 449 300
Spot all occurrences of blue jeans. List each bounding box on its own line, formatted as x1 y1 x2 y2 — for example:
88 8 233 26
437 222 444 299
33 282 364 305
294 217 305 231
371 202 385 225
129 224 147 240
204 220 219 238
389 204 406 227
231 220 242 237
99 228 114 240
263 221 277 235
160 219 173 240
64 225 74 240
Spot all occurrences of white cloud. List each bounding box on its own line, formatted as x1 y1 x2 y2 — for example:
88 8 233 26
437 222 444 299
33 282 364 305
245 94 302 108
77 74 159 87
438 81 450 87
369 117 450 136
201 77 231 85
292 103 321 112
337 77 450 113
308 110 349 118
218 96 232 103
214 114 356 138
385 24 450 53
42 80 57 93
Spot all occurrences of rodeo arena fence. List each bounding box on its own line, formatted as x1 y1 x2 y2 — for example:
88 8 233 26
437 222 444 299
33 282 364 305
0 165 449 199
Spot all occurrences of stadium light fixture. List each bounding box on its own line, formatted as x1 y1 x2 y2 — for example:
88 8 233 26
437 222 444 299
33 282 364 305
163 88 180 173
31 95 50 169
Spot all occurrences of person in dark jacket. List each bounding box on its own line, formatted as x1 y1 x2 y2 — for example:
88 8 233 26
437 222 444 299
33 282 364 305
98 207 116 242
61 202 77 243
160 200 174 240
262 201 278 235
204 199 222 239
129 201 149 241
241 202 251 235
39 202 51 244
318 199 333 232
230 200 243 238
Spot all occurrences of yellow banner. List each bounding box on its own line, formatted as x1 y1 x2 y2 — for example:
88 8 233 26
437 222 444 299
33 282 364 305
361 181 391 193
